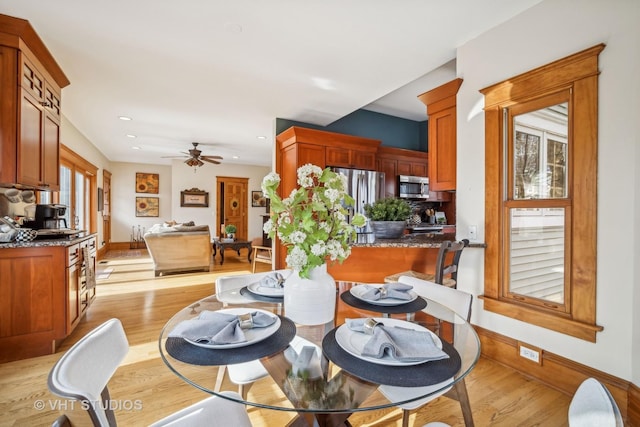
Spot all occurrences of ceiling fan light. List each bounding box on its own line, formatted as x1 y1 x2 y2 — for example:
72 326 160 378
185 158 203 168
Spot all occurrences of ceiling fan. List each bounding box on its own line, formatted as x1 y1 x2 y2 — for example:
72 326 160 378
162 142 223 168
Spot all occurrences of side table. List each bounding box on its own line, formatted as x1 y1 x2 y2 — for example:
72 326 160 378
212 239 252 264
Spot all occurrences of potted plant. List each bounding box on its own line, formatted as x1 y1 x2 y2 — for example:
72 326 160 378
363 197 411 239
224 224 237 240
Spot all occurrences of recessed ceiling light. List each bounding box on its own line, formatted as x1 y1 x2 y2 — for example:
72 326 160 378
131 146 141 150
126 134 137 138
232 155 239 159
224 22 243 33
118 116 132 121
257 136 267 140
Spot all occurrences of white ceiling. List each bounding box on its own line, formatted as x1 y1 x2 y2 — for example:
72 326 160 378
1 0 541 167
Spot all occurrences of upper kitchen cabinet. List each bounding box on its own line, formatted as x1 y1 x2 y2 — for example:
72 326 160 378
277 126 380 172
275 126 381 268
326 146 377 170
418 78 462 192
0 14 70 191
376 146 428 197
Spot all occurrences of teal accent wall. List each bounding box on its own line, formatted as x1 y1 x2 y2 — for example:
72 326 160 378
276 109 428 152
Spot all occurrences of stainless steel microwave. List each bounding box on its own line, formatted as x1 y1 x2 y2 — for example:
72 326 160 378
398 175 429 199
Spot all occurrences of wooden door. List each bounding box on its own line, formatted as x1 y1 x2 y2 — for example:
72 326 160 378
216 177 248 240
102 170 112 250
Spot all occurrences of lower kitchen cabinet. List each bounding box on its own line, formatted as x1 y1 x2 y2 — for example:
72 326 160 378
0 234 97 363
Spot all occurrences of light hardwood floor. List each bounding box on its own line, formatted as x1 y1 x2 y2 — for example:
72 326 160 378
0 250 572 426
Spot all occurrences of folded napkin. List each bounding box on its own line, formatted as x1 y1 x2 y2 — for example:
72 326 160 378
346 318 449 363
169 310 277 345
256 272 286 290
359 283 413 301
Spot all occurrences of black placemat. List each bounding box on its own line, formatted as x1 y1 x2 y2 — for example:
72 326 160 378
340 290 427 314
322 328 461 387
240 286 284 303
165 316 296 366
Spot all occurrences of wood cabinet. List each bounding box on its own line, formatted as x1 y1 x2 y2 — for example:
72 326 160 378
376 146 428 198
66 243 81 331
0 234 97 363
397 159 427 177
418 78 462 192
275 127 381 268
0 15 69 190
326 146 376 170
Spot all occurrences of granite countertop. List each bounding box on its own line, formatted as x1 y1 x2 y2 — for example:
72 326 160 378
0 232 96 249
352 232 485 248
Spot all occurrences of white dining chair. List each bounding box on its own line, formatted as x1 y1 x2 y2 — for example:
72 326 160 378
48 318 252 427
568 378 623 426
377 275 475 427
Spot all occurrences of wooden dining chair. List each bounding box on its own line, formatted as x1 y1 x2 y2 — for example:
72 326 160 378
251 237 273 273
48 318 252 427
378 275 475 427
384 239 469 288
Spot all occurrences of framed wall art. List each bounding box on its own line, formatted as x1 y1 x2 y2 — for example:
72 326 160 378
251 190 266 207
135 197 159 217
136 172 159 194
180 188 209 207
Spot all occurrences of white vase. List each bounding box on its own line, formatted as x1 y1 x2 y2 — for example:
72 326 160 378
284 264 336 325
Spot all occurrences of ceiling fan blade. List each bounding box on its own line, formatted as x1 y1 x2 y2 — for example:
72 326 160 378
201 158 221 164
202 155 223 160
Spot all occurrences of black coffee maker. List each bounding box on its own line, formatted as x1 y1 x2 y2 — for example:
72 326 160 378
24 204 68 229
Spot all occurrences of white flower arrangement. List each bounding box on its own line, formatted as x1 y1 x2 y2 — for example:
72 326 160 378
261 164 366 278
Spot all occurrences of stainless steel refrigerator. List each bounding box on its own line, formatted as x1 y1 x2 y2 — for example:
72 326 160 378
331 167 385 233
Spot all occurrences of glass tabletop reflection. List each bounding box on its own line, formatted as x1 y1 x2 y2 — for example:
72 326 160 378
158 280 480 415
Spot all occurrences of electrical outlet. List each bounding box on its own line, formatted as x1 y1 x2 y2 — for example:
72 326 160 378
468 225 477 240
519 344 541 363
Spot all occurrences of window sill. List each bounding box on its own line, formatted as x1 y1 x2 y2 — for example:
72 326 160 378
479 295 603 342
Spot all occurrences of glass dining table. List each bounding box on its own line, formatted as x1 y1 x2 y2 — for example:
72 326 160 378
158 280 481 427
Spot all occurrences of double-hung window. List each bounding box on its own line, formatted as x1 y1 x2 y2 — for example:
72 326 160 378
480 45 604 341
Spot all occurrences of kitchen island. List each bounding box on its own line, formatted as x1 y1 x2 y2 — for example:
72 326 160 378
328 233 483 283
0 233 97 362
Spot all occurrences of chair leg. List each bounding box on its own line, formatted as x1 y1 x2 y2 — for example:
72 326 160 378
402 409 411 427
238 382 254 400
214 365 227 392
453 379 474 427
251 249 257 273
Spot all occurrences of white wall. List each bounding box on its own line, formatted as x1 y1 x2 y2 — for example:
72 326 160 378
170 160 271 240
455 0 639 383
109 162 172 243
109 160 270 243
60 116 112 249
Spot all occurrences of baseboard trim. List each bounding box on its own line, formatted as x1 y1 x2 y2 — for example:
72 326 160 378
97 245 107 260
474 325 637 424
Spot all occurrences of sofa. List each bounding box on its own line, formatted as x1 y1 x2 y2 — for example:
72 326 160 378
144 224 212 276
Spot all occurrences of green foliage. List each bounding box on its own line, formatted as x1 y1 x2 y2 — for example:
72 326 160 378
363 197 411 221
224 224 237 234
261 164 366 278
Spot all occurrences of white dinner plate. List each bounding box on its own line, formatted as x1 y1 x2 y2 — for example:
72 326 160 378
350 284 418 306
184 308 281 349
334 318 442 366
247 281 284 297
